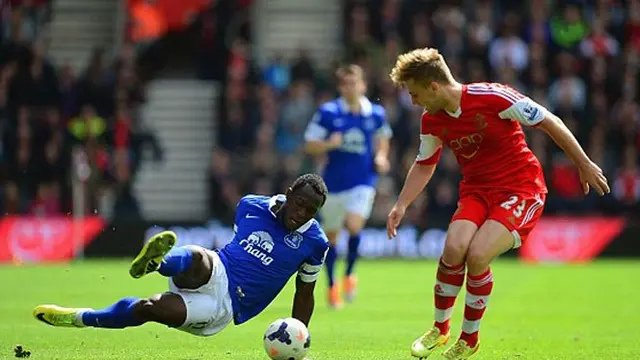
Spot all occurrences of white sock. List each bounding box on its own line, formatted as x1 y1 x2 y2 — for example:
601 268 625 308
74 309 90 327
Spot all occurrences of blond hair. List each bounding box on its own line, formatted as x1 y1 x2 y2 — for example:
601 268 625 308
389 48 453 86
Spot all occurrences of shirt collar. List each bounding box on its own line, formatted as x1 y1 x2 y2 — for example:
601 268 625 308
268 194 313 233
338 96 373 117
445 107 462 118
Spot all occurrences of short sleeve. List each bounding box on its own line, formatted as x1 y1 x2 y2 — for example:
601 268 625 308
467 83 547 127
416 134 443 165
416 116 443 165
233 196 251 233
298 238 329 283
304 111 331 141
498 97 548 127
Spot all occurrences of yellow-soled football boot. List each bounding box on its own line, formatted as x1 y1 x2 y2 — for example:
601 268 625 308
410 327 450 358
442 339 480 359
129 230 177 279
33 304 91 327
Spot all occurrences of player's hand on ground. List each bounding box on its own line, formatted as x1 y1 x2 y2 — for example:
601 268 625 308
327 132 343 149
578 161 610 196
387 204 406 239
374 154 390 174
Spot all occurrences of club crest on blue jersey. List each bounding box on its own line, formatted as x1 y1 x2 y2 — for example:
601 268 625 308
284 232 304 249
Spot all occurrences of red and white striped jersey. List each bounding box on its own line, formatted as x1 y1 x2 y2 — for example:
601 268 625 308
416 82 548 194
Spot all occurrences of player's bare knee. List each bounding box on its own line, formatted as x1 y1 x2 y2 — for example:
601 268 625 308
130 297 155 322
443 220 477 265
188 247 206 269
465 247 492 274
442 238 468 266
345 214 365 235
172 246 212 289
133 294 185 327
345 222 363 236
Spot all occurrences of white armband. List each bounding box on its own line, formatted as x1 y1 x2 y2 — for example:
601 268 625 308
416 134 443 164
298 263 322 283
498 98 547 126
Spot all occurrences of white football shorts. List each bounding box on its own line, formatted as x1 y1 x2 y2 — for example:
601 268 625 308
320 185 376 231
168 246 234 336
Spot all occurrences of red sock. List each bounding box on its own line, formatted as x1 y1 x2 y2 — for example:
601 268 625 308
460 269 494 347
433 258 465 334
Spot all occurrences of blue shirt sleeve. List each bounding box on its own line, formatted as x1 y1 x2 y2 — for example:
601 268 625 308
233 196 251 234
304 106 334 141
297 232 329 283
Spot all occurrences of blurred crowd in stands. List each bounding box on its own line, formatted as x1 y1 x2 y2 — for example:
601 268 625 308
0 0 160 218
1 0 639 226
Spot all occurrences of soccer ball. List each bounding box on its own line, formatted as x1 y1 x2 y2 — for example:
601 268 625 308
263 317 310 360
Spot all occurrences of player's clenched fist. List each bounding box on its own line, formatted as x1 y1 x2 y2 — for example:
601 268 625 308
387 204 406 239
327 132 343 149
375 154 391 174
578 160 610 196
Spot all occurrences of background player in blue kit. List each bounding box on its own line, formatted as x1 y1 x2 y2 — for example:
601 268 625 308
304 64 392 309
33 174 329 341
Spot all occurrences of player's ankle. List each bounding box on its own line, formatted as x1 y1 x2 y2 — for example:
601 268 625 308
434 321 450 335
328 285 342 302
329 285 340 295
74 310 87 327
459 332 479 347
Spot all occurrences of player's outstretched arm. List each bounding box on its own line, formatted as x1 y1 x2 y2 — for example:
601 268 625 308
304 111 343 155
536 112 610 196
387 162 437 238
304 133 343 156
374 113 393 173
374 132 392 174
291 277 316 327
397 163 437 209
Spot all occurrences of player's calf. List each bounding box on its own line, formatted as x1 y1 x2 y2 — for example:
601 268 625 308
433 220 477 332
324 230 343 309
433 258 464 335
343 231 360 303
343 213 366 303
131 293 187 328
453 220 508 353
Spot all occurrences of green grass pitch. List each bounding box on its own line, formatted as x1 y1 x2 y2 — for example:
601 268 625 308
1 259 639 359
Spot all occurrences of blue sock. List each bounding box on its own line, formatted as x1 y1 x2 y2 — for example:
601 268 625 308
346 234 361 276
325 245 337 287
158 247 193 277
82 297 143 328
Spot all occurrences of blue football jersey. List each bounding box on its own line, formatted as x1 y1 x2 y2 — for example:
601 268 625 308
217 194 329 325
304 96 392 192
